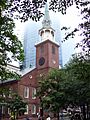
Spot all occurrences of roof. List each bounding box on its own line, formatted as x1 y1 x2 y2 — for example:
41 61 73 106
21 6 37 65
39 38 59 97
0 79 18 85
35 39 59 47
21 66 36 76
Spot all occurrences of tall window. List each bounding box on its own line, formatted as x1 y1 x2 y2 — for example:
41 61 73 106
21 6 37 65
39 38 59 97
24 87 29 98
31 105 36 114
8 108 10 115
2 106 8 115
52 46 55 54
2 106 4 114
32 88 36 99
24 105 29 114
9 88 12 98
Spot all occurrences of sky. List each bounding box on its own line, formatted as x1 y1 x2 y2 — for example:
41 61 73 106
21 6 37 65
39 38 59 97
14 4 82 67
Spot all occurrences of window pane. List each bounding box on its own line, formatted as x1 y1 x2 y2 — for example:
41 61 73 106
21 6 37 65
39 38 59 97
31 105 36 114
9 88 12 98
24 87 29 98
32 88 36 99
24 105 28 114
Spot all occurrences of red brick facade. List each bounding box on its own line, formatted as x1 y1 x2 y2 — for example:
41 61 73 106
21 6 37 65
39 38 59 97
36 40 59 70
0 39 59 120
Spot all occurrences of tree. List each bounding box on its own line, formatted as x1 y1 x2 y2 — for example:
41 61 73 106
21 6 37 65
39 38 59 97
0 0 24 80
61 1 90 56
63 55 90 120
0 88 27 120
37 69 66 120
8 93 27 120
37 55 90 120
0 1 25 118
64 55 90 102
49 1 90 54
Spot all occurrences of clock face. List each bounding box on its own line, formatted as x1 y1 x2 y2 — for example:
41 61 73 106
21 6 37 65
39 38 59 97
39 57 45 66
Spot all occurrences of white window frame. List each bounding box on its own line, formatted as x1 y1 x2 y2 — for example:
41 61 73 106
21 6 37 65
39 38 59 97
32 88 36 99
9 88 12 98
24 105 29 114
31 105 36 114
8 108 10 115
2 106 4 114
24 86 29 98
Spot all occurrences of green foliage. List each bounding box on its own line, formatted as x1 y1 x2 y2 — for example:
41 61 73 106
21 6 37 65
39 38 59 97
8 0 47 22
0 88 9 105
0 0 24 80
0 88 27 120
64 55 90 104
37 69 66 113
78 4 90 53
37 55 90 114
8 93 27 116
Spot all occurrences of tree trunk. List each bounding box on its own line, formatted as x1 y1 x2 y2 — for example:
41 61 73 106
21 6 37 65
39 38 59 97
57 112 59 120
82 103 86 120
13 112 16 120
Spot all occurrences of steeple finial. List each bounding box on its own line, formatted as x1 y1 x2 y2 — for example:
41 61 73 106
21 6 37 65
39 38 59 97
42 3 51 28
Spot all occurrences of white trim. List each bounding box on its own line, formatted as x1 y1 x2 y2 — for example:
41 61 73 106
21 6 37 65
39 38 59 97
24 105 29 114
31 105 36 114
32 88 36 99
24 87 29 98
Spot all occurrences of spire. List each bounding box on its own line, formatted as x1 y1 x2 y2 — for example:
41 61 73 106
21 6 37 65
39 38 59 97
42 3 51 28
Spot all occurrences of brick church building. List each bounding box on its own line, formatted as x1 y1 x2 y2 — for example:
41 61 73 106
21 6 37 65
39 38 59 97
0 4 60 120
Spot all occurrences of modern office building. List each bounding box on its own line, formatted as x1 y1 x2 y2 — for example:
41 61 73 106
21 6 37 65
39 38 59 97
23 21 40 68
22 4 63 69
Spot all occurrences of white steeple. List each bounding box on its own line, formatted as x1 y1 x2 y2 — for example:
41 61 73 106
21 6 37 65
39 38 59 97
42 3 51 28
39 3 55 42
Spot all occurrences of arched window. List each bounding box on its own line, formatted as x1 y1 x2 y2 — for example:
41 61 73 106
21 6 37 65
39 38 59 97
31 105 36 114
32 88 36 99
24 105 29 114
24 86 29 98
41 31 44 36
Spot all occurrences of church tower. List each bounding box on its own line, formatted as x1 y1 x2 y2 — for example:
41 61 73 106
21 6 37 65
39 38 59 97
35 3 59 71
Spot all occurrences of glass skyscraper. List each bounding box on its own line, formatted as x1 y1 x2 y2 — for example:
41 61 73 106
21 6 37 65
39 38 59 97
23 21 41 68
